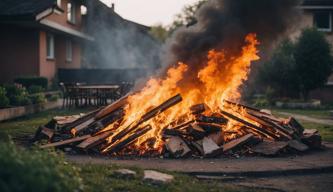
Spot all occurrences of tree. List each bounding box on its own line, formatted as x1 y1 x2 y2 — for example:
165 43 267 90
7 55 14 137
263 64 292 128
257 39 299 97
150 24 169 42
169 0 207 33
294 28 333 99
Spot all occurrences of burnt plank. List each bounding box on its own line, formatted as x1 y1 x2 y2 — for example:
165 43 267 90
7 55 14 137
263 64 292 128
223 134 254 152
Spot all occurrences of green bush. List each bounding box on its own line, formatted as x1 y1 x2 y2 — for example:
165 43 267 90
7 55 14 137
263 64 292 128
0 87 9 108
27 85 44 94
49 94 60 102
29 93 46 104
14 77 48 89
4 85 31 106
0 141 83 192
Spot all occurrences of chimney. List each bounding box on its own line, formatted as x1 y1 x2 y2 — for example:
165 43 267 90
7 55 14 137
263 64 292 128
111 3 115 11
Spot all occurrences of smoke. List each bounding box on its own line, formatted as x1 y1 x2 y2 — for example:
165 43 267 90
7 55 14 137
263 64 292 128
163 0 301 70
83 0 161 72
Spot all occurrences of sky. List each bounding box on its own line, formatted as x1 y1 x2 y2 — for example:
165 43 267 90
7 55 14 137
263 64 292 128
100 0 199 26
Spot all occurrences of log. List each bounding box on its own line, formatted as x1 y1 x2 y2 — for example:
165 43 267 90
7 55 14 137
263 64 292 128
165 136 191 157
95 93 129 120
40 135 91 149
111 94 182 143
223 134 254 152
101 125 152 154
251 141 288 156
221 110 278 140
77 131 113 149
202 137 223 157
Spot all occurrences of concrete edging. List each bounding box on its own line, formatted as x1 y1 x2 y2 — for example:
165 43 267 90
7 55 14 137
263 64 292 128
0 100 61 121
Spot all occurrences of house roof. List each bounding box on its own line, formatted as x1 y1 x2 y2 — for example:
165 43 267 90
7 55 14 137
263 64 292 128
302 0 333 7
0 0 57 19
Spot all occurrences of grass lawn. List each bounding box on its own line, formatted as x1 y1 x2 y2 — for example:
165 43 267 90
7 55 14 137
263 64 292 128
273 108 332 119
0 109 268 192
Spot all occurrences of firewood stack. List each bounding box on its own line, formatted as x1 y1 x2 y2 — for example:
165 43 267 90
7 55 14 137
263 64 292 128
34 94 322 158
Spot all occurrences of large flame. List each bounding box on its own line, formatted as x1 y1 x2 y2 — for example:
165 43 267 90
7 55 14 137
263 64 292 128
102 33 260 154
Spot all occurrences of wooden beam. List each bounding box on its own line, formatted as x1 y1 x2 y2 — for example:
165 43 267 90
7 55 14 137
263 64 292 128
95 93 129 120
221 110 278 140
40 135 91 149
102 125 152 154
77 131 113 149
111 94 183 143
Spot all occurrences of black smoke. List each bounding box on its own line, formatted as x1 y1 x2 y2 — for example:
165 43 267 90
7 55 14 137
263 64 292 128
163 0 301 70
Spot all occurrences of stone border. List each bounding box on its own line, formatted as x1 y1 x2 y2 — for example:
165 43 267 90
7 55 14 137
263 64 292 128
0 100 62 122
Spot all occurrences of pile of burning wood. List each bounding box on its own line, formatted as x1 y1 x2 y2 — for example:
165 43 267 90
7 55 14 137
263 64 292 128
34 94 322 158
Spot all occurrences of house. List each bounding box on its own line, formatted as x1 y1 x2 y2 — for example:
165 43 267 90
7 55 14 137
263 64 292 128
0 0 92 85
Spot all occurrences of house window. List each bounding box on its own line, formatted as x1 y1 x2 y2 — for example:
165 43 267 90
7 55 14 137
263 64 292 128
57 0 61 7
314 11 332 32
67 2 76 24
46 34 55 59
66 40 73 62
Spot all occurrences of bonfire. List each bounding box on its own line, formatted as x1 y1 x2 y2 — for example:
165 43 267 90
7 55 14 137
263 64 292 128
34 34 321 158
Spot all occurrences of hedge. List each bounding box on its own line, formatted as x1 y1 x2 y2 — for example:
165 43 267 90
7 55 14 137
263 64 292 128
14 77 48 89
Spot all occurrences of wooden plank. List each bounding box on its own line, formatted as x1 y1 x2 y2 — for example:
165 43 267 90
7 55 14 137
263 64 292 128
284 117 304 135
221 110 278 140
101 125 152 154
41 127 55 139
77 131 113 149
111 94 182 143
208 131 224 146
223 134 253 152
288 140 308 152
61 108 101 131
70 118 95 135
40 135 91 149
190 103 207 114
196 115 228 124
251 141 288 156
95 94 129 120
245 112 293 140
202 137 223 157
165 136 191 157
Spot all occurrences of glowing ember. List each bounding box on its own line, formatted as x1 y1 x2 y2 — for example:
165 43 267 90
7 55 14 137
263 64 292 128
100 33 260 154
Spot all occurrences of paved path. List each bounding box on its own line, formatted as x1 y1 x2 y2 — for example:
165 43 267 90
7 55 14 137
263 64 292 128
277 112 333 125
67 142 333 175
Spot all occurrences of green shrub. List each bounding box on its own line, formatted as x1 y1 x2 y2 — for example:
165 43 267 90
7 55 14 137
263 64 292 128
49 94 60 102
0 141 83 192
253 97 270 108
0 87 9 108
14 77 48 89
27 85 44 94
29 93 46 104
4 85 31 106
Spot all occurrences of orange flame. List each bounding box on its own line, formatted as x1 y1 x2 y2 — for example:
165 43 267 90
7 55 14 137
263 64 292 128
102 33 260 154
